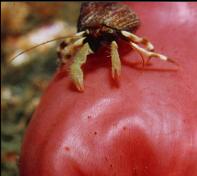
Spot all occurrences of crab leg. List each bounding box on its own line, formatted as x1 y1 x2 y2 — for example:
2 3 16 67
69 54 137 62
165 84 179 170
70 42 93 91
111 41 121 80
130 41 176 64
121 30 154 51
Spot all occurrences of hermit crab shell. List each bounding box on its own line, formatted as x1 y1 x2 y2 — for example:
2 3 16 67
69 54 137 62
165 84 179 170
77 2 140 33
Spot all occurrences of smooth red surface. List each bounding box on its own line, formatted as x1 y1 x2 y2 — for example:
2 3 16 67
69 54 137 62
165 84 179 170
20 2 197 176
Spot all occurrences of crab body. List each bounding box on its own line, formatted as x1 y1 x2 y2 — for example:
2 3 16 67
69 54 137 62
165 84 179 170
57 2 175 91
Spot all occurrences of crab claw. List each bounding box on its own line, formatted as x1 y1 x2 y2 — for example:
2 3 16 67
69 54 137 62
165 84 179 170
69 42 93 91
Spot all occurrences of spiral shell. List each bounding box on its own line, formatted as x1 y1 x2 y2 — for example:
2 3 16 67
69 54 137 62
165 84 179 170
77 2 140 32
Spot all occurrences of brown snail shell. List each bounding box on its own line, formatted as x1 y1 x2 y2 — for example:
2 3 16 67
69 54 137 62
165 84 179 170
77 2 140 33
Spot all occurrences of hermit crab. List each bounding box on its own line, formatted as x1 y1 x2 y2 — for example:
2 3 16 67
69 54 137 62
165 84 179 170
57 2 176 91
12 2 177 92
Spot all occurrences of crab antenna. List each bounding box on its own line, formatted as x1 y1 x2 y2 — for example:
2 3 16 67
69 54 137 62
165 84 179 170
9 31 86 62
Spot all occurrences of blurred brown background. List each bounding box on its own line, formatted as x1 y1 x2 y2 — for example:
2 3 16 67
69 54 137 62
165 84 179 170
1 2 81 175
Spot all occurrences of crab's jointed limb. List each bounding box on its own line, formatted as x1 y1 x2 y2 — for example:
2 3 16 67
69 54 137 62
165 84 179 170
121 30 177 65
121 30 154 51
111 41 121 80
130 41 177 65
70 42 93 92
